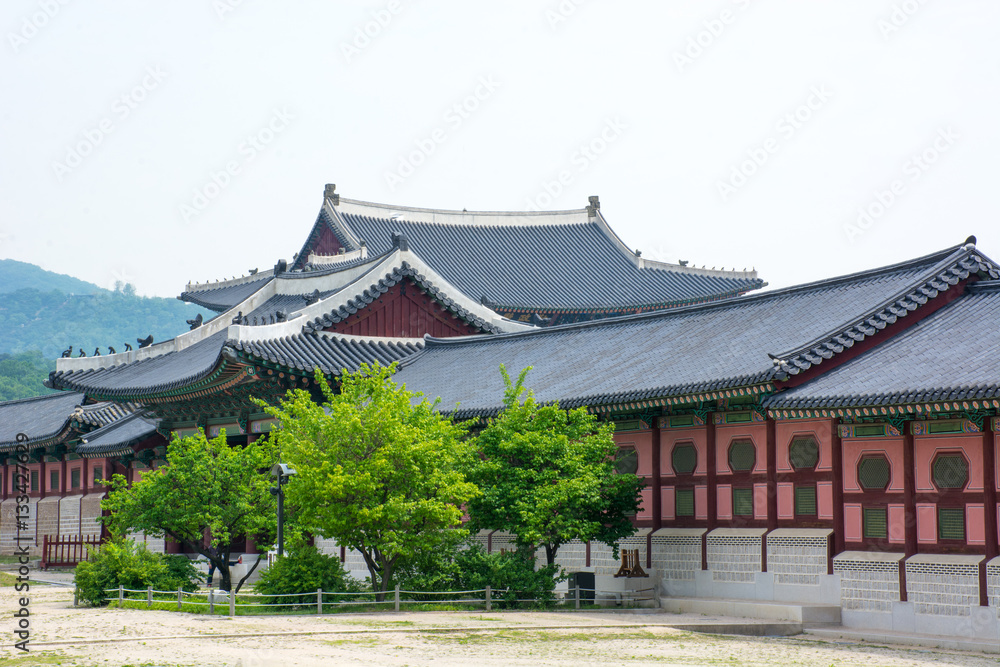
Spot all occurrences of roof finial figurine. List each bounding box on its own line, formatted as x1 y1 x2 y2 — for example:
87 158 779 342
248 268 258 275
587 195 600 216
231 311 243 325
77 348 86 357
304 289 321 306
187 313 203 330
94 347 101 356
679 260 689 266
137 335 153 349
324 183 339 205
124 343 133 352
276 310 287 322
108 346 116 355
61 345 73 358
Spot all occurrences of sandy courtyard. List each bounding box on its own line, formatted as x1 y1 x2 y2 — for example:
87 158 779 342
3 583 1000 666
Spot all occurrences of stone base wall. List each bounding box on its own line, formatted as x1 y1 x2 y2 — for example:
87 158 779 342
833 551 901 613
706 528 765 583
0 497 38 555
766 529 831 586
36 497 61 544
905 555 982 618
79 494 104 538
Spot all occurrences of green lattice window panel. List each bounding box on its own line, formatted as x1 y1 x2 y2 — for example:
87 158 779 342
732 488 754 516
93 466 103 484
728 440 756 472
70 468 80 489
615 447 638 475
938 507 965 541
676 488 695 517
932 455 968 489
863 507 888 539
50 470 59 491
789 436 819 469
858 456 890 490
30 471 38 492
672 444 697 475
795 485 817 516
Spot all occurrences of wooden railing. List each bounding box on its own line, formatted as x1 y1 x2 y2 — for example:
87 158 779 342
41 534 102 570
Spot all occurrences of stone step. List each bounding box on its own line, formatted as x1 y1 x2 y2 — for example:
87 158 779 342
660 596 841 625
804 626 1000 654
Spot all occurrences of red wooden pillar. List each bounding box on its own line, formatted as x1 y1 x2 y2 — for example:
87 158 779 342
831 420 845 557
901 428 916 602
651 417 662 531
766 417 777 532
982 418 997 606
702 413 716 571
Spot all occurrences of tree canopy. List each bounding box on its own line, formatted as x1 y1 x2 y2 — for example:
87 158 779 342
467 365 644 565
263 362 478 600
102 431 278 593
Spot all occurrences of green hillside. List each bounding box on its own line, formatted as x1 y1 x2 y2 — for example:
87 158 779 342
0 259 104 295
0 265 215 400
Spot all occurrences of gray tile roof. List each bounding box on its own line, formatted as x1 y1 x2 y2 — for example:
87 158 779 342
0 392 85 449
72 401 140 428
393 244 994 417
76 412 160 457
51 331 228 399
311 200 764 311
765 281 1000 410
230 332 424 376
180 276 274 312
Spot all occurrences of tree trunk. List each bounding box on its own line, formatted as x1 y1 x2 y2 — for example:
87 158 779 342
545 543 558 566
234 554 265 594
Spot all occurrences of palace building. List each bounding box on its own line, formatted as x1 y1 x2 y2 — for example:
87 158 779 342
2 184 999 637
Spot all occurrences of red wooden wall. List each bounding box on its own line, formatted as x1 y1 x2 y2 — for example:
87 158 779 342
324 279 482 338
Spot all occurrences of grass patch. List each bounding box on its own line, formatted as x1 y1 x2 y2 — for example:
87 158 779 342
0 653 68 666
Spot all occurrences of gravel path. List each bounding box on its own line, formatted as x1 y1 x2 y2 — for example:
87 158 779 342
3 584 1000 666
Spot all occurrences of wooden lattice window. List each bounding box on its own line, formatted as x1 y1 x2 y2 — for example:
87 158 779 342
938 507 965 541
932 454 968 490
50 470 59 491
675 488 695 517
71 468 80 489
795 485 817 516
732 488 754 516
30 471 38 492
93 466 103 484
789 436 819 469
614 447 638 475
863 507 888 538
728 440 756 472
672 444 697 475
858 456 890 490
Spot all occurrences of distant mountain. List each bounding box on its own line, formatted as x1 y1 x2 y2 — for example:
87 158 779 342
0 259 104 295
0 262 215 399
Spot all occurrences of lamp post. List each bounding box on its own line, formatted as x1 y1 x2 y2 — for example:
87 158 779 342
269 463 297 557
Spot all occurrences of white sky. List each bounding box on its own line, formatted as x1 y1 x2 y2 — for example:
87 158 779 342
1 1 997 297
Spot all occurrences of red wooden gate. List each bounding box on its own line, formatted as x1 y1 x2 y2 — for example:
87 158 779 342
40 535 102 570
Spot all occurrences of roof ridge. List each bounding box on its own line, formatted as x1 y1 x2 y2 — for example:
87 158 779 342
337 196 589 220
0 392 83 408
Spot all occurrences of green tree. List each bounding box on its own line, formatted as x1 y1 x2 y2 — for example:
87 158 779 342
102 431 278 593
262 362 478 601
468 365 644 566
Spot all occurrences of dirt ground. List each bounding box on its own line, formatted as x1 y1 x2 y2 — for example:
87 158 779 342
3 581 1000 666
